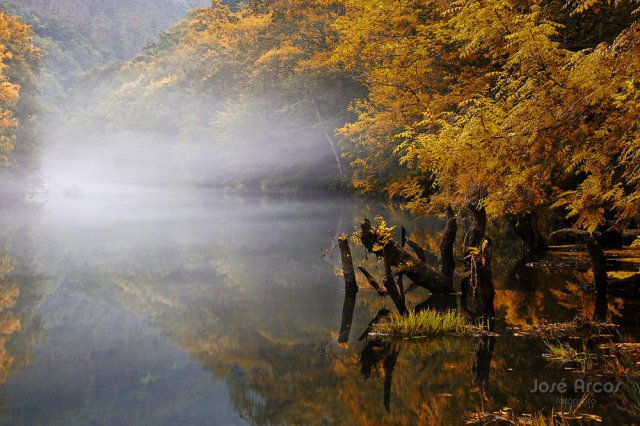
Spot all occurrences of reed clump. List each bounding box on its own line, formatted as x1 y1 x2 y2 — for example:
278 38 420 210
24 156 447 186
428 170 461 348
372 309 471 338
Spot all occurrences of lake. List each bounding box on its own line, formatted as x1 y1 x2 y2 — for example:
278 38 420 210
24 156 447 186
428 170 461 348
0 187 639 425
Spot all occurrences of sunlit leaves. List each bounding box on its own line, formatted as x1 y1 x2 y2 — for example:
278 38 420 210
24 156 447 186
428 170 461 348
0 11 39 168
334 0 640 230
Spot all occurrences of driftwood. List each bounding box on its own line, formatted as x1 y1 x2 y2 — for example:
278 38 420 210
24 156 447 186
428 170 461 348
359 219 451 294
358 266 388 296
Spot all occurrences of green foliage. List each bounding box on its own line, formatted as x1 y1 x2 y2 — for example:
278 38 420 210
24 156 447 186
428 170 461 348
373 309 470 338
543 340 586 364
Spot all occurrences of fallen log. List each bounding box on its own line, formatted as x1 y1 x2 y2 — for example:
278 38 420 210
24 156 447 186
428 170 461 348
359 219 451 294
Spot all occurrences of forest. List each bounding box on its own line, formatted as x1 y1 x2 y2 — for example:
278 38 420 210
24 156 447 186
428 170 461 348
7 0 636 241
0 0 640 424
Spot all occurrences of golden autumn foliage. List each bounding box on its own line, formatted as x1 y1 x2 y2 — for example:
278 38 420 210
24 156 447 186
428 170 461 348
0 10 39 183
53 0 640 226
331 0 640 231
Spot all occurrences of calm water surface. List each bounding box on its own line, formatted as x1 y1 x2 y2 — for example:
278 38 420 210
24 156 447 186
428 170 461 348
0 188 639 425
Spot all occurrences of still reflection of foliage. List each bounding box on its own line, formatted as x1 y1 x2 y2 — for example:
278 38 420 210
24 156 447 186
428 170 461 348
2 194 640 423
0 255 19 385
0 218 43 394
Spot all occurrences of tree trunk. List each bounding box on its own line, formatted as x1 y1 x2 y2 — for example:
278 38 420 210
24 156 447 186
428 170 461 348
408 239 426 262
586 238 608 295
439 205 457 290
462 240 495 323
510 211 548 255
463 204 486 250
338 287 358 344
338 236 358 292
311 97 344 180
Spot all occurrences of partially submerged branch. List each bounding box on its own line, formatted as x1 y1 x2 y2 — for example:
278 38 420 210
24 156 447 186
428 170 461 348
358 218 451 294
383 243 408 315
358 266 387 296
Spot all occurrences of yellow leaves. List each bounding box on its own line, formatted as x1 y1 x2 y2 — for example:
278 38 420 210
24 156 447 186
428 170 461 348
0 12 40 169
553 178 625 232
145 75 177 94
253 44 304 75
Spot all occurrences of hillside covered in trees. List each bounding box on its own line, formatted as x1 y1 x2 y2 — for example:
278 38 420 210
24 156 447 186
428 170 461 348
1 0 639 238
53 0 639 239
0 10 41 202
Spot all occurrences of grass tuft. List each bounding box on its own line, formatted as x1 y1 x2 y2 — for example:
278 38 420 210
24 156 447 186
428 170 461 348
543 341 589 365
372 309 470 338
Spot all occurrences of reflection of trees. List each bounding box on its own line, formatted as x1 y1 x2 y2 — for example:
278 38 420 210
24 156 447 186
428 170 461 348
0 243 43 391
0 256 20 385
14 192 638 424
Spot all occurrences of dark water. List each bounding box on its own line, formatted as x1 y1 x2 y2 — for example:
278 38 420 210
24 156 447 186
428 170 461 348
0 188 639 425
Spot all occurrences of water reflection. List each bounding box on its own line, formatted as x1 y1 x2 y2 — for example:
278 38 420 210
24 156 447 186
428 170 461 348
0 189 638 424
